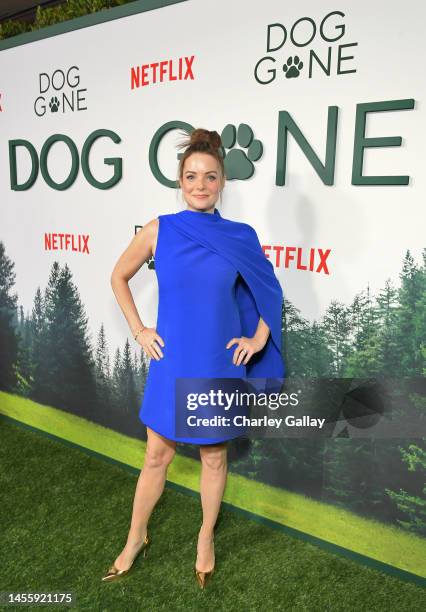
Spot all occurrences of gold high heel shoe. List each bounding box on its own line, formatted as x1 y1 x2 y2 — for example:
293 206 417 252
194 537 215 589
101 534 150 582
194 565 215 589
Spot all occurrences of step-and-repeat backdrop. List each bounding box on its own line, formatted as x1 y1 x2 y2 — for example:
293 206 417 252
1 0 425 580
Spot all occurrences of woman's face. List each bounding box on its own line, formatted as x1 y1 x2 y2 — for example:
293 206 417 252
180 152 225 212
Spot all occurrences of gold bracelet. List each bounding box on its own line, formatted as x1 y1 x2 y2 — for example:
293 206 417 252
134 325 146 341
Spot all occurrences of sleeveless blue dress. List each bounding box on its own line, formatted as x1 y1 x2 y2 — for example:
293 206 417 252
139 207 285 444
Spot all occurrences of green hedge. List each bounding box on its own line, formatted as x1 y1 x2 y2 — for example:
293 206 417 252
0 0 134 40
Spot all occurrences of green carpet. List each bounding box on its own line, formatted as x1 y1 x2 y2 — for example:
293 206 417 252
1 419 425 611
2 391 425 579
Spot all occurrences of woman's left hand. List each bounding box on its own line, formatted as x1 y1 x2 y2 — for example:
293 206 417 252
226 335 267 366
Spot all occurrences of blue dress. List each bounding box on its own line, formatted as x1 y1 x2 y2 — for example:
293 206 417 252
139 207 285 444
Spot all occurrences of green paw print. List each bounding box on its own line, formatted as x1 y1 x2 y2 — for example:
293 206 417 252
220 123 263 180
49 96 60 112
283 56 303 78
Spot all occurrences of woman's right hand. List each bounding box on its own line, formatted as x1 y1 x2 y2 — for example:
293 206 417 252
136 327 165 360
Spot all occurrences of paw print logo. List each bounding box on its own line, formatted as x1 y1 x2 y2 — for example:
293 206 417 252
49 96 60 112
220 123 263 180
283 56 303 79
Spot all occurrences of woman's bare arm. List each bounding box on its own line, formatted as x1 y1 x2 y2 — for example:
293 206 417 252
254 316 270 346
110 217 158 339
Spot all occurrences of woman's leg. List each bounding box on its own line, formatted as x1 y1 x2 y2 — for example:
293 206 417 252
196 441 228 572
113 426 176 570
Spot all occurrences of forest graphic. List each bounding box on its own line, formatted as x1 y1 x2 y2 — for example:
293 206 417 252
0 241 425 537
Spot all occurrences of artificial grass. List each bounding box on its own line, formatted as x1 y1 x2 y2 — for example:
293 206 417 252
1 391 425 579
1 419 425 611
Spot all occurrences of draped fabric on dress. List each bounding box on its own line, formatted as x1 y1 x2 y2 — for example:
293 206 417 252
167 208 285 378
138 208 285 444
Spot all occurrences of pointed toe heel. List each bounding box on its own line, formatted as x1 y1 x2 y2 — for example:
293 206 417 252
194 565 215 589
101 533 150 582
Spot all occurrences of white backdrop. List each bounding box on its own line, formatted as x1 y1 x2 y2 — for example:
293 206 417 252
0 0 424 362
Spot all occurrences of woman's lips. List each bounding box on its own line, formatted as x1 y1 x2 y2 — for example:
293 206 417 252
194 195 209 198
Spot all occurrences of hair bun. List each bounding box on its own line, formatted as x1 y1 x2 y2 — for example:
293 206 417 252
189 128 221 150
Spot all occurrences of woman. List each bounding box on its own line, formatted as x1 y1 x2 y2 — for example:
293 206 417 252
102 129 285 589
